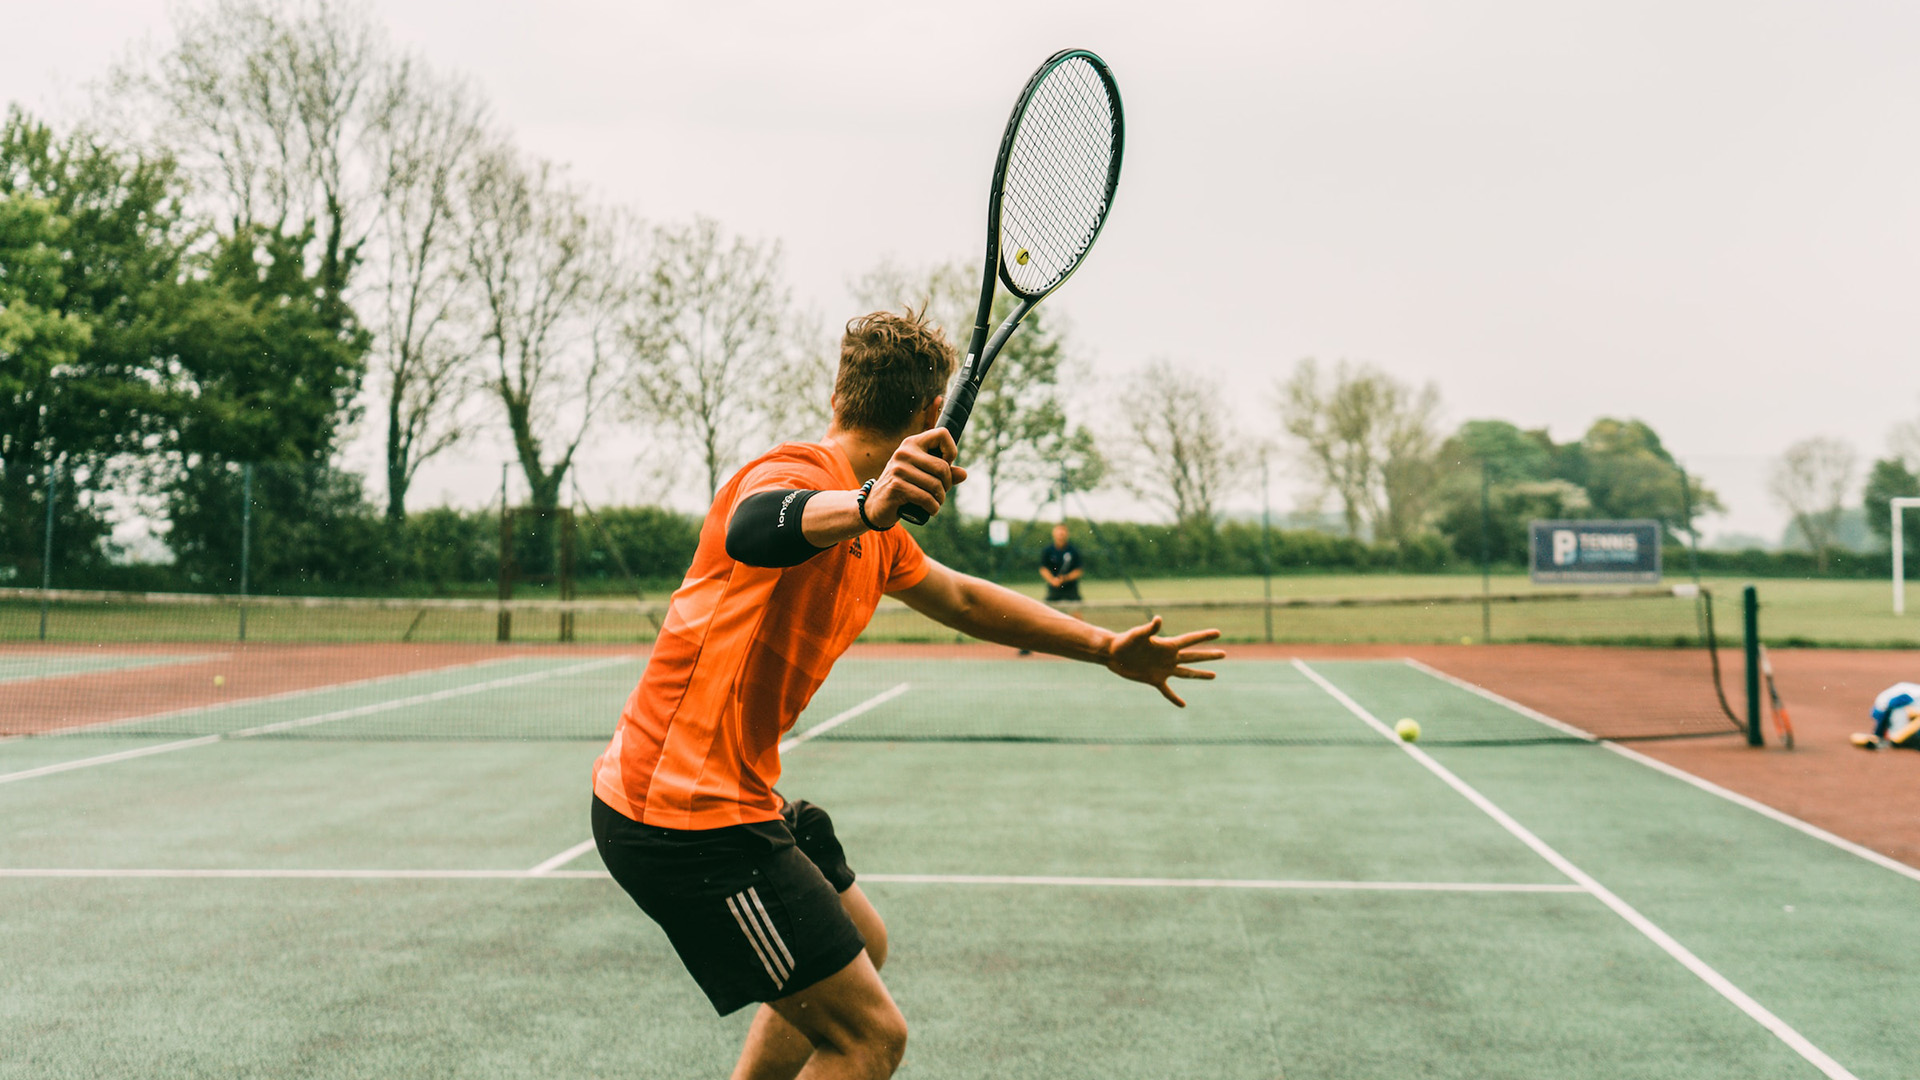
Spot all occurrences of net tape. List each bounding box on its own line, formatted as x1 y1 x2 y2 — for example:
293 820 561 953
2 585 1744 745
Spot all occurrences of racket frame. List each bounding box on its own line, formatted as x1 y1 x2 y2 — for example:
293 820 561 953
898 48 1123 525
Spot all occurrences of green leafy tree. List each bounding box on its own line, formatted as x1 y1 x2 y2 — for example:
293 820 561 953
1579 419 1720 528
163 224 372 588
0 110 193 579
1864 457 1920 555
1432 417 1719 563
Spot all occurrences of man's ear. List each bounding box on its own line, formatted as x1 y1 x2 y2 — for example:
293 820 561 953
915 394 944 432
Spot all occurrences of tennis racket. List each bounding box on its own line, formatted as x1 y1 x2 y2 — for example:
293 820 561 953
897 48 1125 525
1759 645 1794 749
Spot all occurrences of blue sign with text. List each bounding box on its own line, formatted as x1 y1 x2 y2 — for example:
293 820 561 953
1529 520 1662 583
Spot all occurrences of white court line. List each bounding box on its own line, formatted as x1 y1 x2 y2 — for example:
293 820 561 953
526 681 915 875
0 656 635 787
778 682 911 752
0 866 1581 892
528 839 597 875
1294 658 1860 1080
1402 656 1920 887
855 873 1583 893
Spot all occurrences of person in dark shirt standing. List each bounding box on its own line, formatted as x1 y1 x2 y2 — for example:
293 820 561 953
1040 523 1084 603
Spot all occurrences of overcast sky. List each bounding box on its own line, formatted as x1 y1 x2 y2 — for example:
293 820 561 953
6 1 1916 541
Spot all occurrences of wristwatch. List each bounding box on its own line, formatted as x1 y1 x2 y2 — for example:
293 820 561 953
856 478 893 531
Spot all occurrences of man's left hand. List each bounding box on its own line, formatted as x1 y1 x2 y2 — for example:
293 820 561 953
1104 616 1226 707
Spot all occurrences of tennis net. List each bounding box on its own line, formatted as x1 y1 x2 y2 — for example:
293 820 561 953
0 584 1745 745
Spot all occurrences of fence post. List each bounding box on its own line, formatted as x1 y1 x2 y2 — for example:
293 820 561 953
1743 584 1764 747
38 459 59 641
238 463 253 642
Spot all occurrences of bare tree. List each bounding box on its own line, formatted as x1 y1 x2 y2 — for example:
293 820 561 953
1887 411 1920 473
364 58 486 523
1118 359 1237 527
1376 382 1444 545
125 0 384 303
763 309 837 442
848 258 973 347
623 217 791 498
1769 436 1857 572
1278 358 1443 543
464 146 625 511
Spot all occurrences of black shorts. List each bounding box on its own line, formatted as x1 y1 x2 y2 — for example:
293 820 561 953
592 793 864 1015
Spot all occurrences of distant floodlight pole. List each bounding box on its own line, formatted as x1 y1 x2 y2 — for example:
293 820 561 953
1479 460 1492 643
38 459 59 641
238 463 254 642
1260 450 1273 644
1679 465 1703 587
1892 497 1920 614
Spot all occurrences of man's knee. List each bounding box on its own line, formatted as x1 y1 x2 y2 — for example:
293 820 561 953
859 1000 908 1072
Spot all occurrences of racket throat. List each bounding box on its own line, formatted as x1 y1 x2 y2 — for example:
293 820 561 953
939 295 1038 442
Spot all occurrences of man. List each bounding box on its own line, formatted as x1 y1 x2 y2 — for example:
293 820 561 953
591 309 1224 1080
1853 681 1920 749
1039 523 1084 603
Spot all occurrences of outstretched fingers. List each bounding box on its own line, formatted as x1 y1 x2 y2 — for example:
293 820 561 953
1171 666 1217 680
1177 648 1227 663
1156 680 1188 708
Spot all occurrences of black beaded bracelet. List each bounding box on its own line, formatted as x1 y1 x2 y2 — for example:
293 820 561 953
856 478 893 531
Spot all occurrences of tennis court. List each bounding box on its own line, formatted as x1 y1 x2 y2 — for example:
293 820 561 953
3 645 1913 1079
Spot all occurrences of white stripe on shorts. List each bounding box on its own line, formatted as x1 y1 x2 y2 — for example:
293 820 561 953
737 888 793 981
747 887 797 971
726 893 786 989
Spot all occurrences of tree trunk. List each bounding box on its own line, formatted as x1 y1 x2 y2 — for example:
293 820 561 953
384 398 409 525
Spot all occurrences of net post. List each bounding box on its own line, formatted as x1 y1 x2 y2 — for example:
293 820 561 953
1743 584 1764 747
38 458 58 641
238 463 253 642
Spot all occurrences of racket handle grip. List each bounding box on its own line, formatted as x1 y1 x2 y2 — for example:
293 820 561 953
896 381 981 526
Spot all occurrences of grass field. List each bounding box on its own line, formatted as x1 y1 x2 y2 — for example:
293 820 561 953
2 651 1912 1078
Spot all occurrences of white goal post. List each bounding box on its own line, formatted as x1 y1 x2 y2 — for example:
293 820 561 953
1893 497 1920 614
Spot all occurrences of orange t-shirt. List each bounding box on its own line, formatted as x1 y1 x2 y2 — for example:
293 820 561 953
592 441 930 830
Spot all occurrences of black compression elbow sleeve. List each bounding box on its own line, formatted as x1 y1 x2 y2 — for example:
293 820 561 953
726 489 830 568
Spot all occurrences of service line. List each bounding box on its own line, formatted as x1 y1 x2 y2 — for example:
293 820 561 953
1295 658 1859 1080
0 866 1583 892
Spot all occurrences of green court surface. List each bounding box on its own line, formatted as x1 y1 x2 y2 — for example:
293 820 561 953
2 655 1915 1078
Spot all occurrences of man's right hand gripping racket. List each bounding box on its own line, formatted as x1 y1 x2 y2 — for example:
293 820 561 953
897 49 1125 525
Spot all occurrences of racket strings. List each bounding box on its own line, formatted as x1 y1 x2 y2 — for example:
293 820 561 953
1003 70 1111 278
999 57 1118 296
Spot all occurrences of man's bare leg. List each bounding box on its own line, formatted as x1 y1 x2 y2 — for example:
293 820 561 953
732 886 892 1080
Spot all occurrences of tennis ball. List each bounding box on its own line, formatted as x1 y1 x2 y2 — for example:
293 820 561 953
1015 248 1030 265
1395 718 1421 742
212 675 225 687
1460 635 1474 645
